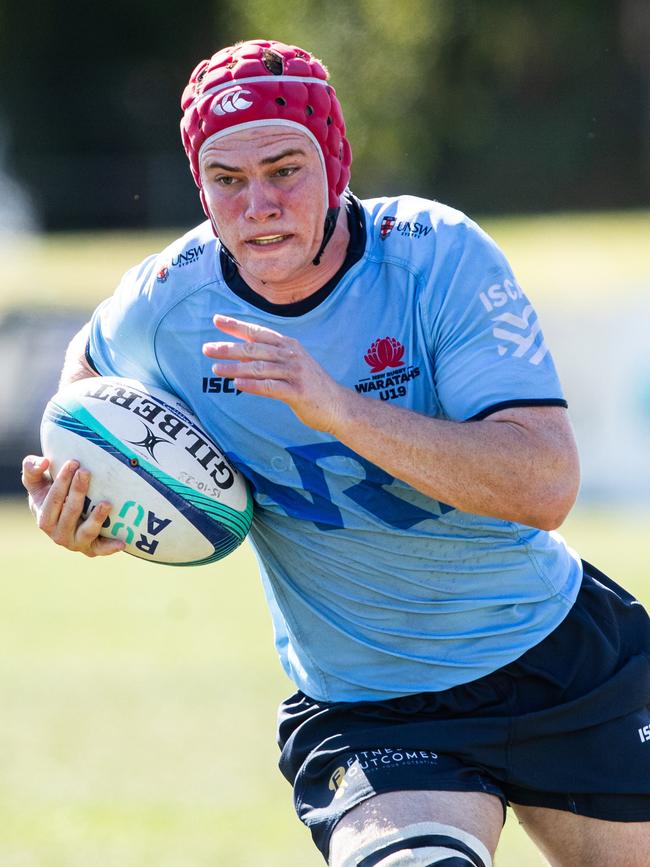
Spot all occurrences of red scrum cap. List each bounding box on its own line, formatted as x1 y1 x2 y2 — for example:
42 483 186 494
180 40 352 261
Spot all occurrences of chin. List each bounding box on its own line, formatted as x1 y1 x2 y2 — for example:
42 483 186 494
250 267 302 286
242 253 313 286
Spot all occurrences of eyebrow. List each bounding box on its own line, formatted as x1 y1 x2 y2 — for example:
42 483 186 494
205 148 307 172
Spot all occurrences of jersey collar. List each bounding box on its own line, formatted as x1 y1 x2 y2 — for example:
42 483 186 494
220 192 366 317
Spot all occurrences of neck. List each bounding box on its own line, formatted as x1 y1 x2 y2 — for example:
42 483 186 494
237 208 350 305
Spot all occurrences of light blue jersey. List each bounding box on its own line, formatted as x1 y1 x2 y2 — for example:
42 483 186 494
88 194 583 701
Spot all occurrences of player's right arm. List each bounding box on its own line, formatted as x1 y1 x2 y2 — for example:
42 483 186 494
21 322 126 557
24 243 198 556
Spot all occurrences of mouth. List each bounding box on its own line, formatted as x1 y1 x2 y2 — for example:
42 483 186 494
246 234 292 247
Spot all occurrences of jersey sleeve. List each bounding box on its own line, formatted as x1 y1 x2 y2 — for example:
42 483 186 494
424 218 567 421
86 254 171 389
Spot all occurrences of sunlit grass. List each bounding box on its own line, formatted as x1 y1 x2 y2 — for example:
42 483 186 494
0 499 648 866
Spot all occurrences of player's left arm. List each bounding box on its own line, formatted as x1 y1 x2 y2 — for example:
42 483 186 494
203 315 579 531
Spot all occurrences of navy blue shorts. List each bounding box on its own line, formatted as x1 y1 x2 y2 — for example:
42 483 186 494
277 562 650 861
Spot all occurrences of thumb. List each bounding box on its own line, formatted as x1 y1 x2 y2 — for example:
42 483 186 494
21 456 50 488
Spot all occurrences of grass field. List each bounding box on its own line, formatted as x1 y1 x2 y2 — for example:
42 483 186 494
1 498 649 867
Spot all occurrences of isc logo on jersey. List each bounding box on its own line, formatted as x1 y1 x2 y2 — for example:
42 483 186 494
40 377 253 566
479 279 549 366
202 376 242 395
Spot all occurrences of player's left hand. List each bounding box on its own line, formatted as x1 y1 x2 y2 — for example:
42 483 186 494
202 314 350 433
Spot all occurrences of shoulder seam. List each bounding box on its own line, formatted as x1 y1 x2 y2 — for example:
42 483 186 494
364 249 428 283
151 276 228 390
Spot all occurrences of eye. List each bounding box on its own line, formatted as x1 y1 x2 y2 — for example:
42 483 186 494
214 175 239 187
274 165 298 178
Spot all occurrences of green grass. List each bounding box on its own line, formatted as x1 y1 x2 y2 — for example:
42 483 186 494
1 210 648 315
0 499 648 866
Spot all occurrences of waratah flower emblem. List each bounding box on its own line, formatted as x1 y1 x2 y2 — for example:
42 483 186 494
364 337 405 373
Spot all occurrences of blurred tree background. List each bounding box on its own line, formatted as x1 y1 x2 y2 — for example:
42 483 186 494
0 0 648 229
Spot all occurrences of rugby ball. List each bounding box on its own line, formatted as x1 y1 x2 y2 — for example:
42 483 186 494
40 376 253 566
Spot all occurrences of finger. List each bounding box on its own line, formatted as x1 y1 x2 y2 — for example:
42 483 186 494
48 467 91 542
37 460 80 534
21 455 51 491
213 314 284 345
203 340 292 363
87 536 127 558
232 377 293 400
22 455 50 478
211 359 291 381
75 501 125 556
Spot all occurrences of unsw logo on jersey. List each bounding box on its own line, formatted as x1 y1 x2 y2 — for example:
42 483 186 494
156 245 206 282
354 337 420 401
380 216 396 239
379 215 432 240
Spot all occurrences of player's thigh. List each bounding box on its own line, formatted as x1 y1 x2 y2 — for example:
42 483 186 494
329 788 503 866
512 802 650 867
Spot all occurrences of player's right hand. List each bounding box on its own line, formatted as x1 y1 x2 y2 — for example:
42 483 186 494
21 455 126 557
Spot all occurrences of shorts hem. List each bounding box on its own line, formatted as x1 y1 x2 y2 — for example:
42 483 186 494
507 791 650 823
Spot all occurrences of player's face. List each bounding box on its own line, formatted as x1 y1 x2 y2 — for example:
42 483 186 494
199 128 328 288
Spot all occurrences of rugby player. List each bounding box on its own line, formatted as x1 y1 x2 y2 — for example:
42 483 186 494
22 40 650 866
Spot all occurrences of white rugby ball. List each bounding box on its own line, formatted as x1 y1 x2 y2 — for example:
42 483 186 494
40 376 253 566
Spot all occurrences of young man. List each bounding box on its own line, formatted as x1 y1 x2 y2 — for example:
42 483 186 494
22 40 650 866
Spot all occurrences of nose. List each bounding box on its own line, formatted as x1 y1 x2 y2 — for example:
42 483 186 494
244 178 281 223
